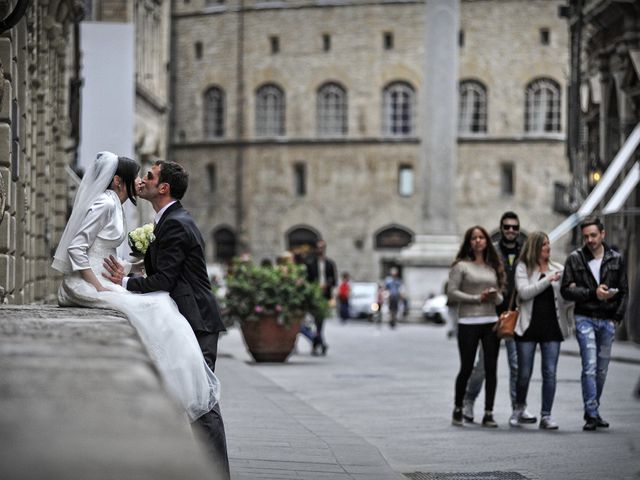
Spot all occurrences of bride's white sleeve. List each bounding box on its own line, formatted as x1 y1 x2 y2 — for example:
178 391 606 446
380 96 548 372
66 195 113 271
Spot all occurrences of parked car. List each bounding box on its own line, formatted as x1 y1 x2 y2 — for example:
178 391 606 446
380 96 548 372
421 294 448 324
349 282 380 320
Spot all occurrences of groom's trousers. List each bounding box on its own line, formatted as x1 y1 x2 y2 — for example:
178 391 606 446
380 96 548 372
193 332 230 480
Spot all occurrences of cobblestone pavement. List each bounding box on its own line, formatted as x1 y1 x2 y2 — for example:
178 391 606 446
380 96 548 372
217 318 640 480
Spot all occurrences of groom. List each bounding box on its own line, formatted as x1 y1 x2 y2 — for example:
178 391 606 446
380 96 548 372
103 160 230 479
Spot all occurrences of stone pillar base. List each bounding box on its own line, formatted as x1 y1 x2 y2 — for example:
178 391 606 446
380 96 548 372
399 234 459 311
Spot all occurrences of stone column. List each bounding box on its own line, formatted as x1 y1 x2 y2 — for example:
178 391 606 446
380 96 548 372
401 0 460 308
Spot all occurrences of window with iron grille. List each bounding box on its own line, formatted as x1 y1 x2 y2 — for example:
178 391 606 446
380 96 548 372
203 86 225 138
398 165 414 197
524 78 561 134
500 163 515 196
382 82 415 136
317 82 347 136
458 80 487 134
293 163 306 197
206 164 217 193
256 84 285 137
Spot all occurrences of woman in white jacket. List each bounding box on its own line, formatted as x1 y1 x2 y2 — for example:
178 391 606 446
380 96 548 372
513 231 573 430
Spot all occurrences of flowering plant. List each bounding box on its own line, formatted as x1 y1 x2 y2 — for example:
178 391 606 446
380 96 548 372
224 258 329 326
128 223 155 256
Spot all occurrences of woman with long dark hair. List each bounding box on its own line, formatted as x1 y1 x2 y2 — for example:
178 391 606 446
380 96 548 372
513 231 572 429
448 225 505 427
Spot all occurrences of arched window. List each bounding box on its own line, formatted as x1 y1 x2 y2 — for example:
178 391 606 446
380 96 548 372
213 227 237 263
286 226 320 251
374 225 413 249
317 82 347 136
458 80 487 134
255 83 285 137
382 82 415 136
203 86 225 138
524 78 561 134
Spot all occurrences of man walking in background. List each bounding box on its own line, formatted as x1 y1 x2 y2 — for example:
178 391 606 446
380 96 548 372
561 217 628 431
306 239 337 355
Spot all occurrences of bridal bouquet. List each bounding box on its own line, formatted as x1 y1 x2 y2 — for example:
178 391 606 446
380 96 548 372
128 223 155 256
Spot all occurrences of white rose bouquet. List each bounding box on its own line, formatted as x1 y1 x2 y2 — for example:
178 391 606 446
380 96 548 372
128 223 155 257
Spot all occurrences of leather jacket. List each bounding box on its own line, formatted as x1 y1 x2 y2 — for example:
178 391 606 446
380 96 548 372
560 243 628 321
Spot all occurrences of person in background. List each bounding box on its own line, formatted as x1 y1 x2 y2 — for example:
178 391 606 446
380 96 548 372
448 226 505 428
385 267 403 328
513 231 573 430
561 216 628 431
306 240 337 355
337 272 351 323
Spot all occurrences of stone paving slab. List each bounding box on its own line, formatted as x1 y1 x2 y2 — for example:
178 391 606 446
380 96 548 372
0 306 215 480
217 354 405 480
220 320 640 480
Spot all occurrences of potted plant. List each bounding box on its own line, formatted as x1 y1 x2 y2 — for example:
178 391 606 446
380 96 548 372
224 258 329 362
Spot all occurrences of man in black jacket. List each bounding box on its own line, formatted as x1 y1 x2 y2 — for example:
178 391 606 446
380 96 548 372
561 216 628 431
104 161 230 477
306 239 337 355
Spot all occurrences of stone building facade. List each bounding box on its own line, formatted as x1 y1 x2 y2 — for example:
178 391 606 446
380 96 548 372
0 0 81 304
84 0 170 163
0 0 170 304
564 0 640 337
170 0 571 284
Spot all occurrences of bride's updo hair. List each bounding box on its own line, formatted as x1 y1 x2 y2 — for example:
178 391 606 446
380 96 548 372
113 156 140 205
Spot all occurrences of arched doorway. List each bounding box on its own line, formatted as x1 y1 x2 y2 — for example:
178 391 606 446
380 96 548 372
374 225 414 278
212 227 237 263
286 225 320 259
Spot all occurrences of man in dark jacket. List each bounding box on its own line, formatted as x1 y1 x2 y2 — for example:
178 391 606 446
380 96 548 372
306 239 337 355
104 161 229 477
561 216 628 431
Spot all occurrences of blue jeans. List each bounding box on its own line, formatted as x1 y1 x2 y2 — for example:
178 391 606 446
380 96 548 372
575 315 616 418
515 341 561 416
464 339 518 408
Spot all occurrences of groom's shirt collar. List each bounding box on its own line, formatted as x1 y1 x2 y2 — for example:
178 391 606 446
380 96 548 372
155 200 177 226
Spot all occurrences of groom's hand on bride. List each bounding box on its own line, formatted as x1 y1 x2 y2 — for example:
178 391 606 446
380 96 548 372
103 255 125 285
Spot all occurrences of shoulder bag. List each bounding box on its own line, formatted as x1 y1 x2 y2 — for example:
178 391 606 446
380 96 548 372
494 289 518 339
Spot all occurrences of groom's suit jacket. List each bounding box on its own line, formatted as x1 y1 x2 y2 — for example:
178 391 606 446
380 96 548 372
126 202 226 334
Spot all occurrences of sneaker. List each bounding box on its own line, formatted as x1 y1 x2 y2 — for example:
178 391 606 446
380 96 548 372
509 407 523 427
583 416 598 431
462 401 474 423
452 407 463 426
539 416 559 430
518 408 537 424
482 412 498 428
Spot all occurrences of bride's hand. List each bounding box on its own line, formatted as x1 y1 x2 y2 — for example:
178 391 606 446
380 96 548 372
95 285 112 293
103 255 125 284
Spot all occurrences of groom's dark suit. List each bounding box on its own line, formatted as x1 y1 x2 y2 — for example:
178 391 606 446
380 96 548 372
126 201 229 479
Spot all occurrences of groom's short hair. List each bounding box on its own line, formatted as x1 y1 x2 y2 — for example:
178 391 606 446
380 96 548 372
156 160 188 199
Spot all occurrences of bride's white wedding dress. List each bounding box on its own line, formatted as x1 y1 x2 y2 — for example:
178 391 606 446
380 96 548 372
56 189 219 422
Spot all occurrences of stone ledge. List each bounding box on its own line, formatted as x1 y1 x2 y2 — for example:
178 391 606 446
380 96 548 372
0 305 215 480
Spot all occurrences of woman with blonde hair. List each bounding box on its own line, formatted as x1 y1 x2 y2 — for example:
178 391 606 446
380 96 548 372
513 231 572 430
448 226 505 427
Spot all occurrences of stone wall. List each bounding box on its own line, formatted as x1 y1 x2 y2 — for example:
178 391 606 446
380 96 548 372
0 0 78 304
170 0 572 283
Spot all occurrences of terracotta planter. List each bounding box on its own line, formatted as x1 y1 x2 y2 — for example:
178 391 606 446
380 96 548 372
240 314 301 362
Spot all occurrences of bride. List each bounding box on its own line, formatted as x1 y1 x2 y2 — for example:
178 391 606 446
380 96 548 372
52 151 219 422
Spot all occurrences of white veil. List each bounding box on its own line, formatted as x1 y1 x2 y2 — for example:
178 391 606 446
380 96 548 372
52 152 119 274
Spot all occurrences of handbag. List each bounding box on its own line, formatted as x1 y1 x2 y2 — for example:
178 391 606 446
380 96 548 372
494 289 518 339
